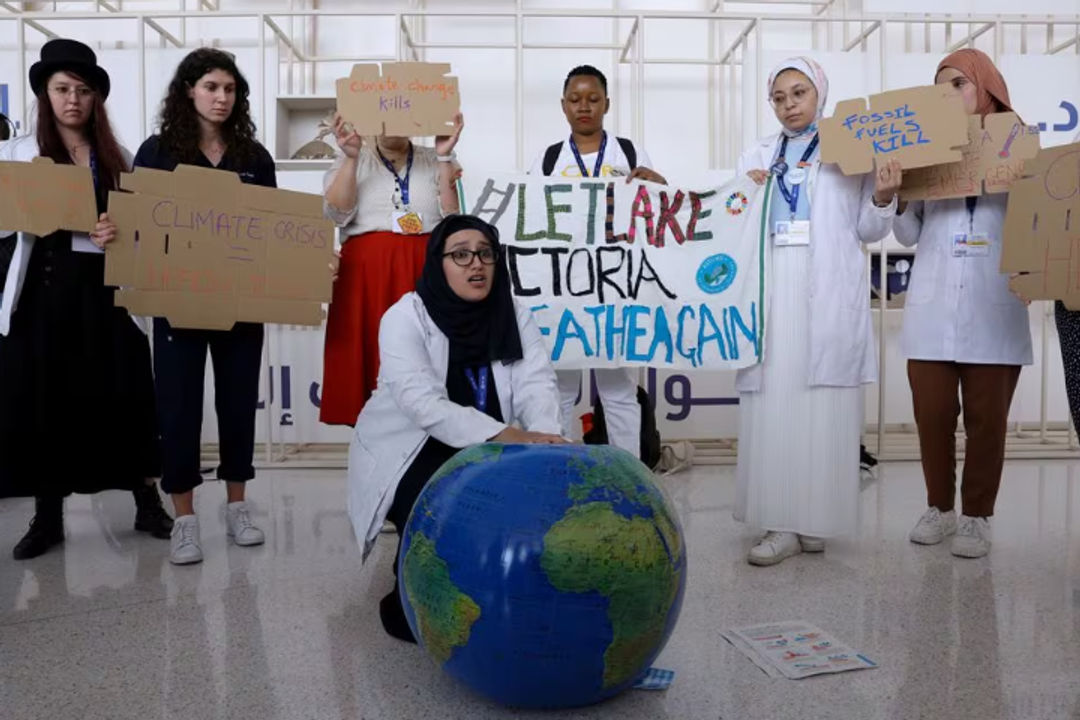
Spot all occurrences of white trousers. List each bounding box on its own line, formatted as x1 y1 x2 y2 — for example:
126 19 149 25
556 368 641 457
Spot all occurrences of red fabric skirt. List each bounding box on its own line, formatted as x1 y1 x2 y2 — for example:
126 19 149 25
320 231 429 425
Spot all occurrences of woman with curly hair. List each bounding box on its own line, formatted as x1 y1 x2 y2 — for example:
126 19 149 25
133 48 277 566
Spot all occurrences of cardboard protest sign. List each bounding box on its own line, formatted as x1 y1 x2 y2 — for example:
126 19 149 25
467 174 768 371
0 157 97 236
105 165 335 330
1001 142 1080 310
901 112 1040 201
336 62 459 137
820 84 968 176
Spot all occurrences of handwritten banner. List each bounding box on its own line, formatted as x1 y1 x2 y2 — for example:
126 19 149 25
820 84 969 175
335 62 459 137
901 112 1040 201
105 165 335 330
1001 142 1080 310
0 157 97 237
466 174 768 371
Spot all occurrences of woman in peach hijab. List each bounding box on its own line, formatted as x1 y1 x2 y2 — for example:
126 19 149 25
873 49 1032 559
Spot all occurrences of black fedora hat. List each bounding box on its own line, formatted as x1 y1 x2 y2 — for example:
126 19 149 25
29 39 111 99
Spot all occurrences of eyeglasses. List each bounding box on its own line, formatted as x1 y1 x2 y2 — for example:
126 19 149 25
48 85 94 100
769 86 812 107
443 247 498 266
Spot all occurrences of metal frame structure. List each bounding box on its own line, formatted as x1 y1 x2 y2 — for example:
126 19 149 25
2 1 1078 465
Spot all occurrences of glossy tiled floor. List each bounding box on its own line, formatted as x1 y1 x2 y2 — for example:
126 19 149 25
2 460 1079 720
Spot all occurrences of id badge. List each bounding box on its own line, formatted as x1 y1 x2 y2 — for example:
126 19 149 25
952 232 990 258
774 220 811 247
392 209 424 235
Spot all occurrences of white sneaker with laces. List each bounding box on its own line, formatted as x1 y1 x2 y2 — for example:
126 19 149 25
951 515 991 558
748 531 801 566
798 535 825 553
169 515 203 565
909 507 957 545
226 501 265 547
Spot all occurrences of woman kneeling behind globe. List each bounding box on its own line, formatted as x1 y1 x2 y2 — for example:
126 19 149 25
346 214 568 642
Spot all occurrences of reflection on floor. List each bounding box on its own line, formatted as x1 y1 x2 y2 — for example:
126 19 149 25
2 460 1078 720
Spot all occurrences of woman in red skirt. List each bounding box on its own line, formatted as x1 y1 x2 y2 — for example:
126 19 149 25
321 112 465 425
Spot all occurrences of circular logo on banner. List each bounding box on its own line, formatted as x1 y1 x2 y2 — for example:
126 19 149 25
725 191 749 216
696 254 738 294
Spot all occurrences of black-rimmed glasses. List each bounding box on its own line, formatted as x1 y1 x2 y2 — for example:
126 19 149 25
443 247 499 266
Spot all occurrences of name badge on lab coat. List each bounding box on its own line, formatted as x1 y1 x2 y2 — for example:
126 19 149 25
774 220 810 247
952 232 990 258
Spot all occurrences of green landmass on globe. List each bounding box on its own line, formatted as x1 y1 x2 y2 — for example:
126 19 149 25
402 532 482 663
541 451 683 687
399 443 686 708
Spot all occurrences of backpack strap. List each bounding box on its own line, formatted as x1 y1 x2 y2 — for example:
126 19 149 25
616 136 637 170
541 141 564 176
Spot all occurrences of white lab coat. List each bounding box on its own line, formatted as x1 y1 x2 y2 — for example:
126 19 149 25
894 195 1032 365
347 291 562 559
0 135 137 335
734 133 893 391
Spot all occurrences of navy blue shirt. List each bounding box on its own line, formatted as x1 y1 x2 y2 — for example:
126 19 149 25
132 134 277 189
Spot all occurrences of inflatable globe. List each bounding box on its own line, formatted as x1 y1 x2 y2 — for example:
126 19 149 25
397 443 687 709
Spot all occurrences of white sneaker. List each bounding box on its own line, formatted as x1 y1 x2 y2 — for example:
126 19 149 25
951 516 991 558
909 507 957 545
169 515 203 565
798 535 825 553
226 501 265 547
748 531 801 566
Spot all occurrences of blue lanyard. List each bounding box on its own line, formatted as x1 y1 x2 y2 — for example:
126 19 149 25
88 147 100 194
771 133 819 217
569 132 607 178
377 144 414 207
464 366 489 413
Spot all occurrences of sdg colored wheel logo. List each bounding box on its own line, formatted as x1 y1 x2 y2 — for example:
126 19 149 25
696 254 737 294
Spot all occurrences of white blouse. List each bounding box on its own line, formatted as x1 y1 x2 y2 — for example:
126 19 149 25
322 143 447 240
894 194 1032 366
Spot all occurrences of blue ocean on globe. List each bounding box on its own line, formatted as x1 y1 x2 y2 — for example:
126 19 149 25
397 443 687 709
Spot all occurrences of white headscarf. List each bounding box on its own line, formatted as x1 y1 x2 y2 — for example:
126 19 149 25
768 56 829 137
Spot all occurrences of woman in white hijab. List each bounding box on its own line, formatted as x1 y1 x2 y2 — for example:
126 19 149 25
733 57 898 566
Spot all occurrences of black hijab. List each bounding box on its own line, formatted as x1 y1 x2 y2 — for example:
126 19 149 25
416 215 524 365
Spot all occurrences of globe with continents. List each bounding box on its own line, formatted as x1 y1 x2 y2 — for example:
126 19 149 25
397 442 687 709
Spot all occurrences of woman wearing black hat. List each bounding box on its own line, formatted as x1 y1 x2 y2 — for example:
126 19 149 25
0 38 172 559
346 214 566 642
133 48 278 566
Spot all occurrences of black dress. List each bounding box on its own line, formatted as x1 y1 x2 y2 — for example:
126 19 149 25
0 172 160 498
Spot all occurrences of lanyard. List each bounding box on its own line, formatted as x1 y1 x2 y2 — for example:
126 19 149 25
965 195 978 233
464 366 489 413
88 147 100 196
377 144 414 207
770 133 819 218
569 131 607 178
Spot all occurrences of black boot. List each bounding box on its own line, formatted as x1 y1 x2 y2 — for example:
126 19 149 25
379 588 417 644
12 497 64 560
133 482 174 539
860 444 879 471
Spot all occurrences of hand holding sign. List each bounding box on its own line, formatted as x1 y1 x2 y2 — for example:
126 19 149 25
90 212 116 250
331 112 362 159
434 112 465 156
335 62 460 137
873 159 903 206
